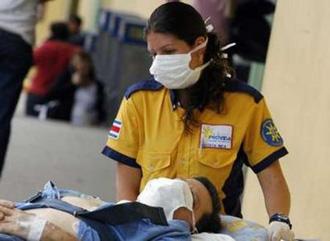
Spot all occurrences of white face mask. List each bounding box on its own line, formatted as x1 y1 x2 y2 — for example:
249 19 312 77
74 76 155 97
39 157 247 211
137 178 197 231
149 39 210 89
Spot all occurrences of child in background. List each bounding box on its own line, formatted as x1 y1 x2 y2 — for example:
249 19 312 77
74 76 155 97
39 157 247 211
70 51 104 126
46 51 104 126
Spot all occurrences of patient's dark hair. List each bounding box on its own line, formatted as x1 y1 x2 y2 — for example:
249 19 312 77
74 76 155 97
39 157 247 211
193 176 221 233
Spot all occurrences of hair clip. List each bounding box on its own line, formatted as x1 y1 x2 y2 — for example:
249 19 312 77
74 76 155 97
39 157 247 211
221 42 236 51
221 53 228 59
206 24 214 33
204 16 211 24
204 16 214 33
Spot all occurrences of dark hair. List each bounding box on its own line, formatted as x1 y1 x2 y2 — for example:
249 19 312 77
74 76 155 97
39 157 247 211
49 22 69 41
145 2 233 132
69 14 82 26
73 51 96 81
193 176 221 233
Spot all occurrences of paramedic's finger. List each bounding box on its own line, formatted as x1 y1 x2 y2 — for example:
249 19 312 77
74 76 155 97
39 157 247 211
0 200 15 209
268 221 294 241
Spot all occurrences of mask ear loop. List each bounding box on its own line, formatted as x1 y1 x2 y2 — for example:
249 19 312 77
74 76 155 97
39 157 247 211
189 38 209 54
191 211 199 234
189 187 199 234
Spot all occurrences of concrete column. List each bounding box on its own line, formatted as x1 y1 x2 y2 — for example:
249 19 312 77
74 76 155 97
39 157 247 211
243 1 330 240
100 0 192 19
78 0 101 32
35 0 72 45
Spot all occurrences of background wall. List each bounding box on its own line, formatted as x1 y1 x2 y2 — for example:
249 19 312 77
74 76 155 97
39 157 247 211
242 0 329 240
78 0 101 32
35 1 194 45
101 0 192 19
35 0 71 45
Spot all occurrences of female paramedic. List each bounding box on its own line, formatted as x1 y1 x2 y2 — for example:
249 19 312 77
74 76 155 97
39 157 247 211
102 2 294 241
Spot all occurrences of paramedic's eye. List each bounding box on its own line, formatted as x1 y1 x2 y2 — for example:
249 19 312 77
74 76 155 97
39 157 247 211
162 49 176 55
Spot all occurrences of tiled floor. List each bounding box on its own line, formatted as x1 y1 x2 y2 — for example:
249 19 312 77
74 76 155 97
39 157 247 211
0 113 115 202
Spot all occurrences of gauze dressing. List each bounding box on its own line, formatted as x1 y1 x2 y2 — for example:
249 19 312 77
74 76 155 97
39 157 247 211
137 178 196 230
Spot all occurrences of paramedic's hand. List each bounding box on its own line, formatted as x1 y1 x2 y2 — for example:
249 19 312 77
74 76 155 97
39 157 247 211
267 221 294 241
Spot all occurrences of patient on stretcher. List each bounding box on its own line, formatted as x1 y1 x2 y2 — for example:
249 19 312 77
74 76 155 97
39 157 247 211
0 177 234 241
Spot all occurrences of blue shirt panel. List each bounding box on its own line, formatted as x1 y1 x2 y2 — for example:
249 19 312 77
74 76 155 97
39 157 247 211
111 218 191 241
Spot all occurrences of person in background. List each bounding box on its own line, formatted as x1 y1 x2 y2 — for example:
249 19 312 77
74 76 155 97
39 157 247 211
70 52 104 126
0 0 52 177
25 22 79 117
45 51 104 126
192 0 276 81
68 14 85 47
102 2 294 241
192 0 232 44
42 66 77 122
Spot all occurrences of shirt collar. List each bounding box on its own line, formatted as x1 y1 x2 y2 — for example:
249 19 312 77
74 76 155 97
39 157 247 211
169 89 204 111
169 89 179 110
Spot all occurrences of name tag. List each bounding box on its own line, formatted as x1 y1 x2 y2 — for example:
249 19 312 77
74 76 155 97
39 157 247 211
200 124 233 149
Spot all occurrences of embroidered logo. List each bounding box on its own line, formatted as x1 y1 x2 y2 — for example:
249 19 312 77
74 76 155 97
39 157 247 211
109 119 122 139
261 119 283 146
200 124 233 149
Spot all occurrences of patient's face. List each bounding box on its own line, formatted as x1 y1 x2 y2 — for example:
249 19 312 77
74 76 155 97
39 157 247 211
137 178 213 228
186 179 213 222
62 178 213 228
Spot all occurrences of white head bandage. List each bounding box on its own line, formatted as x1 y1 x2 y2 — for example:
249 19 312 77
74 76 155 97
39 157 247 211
137 178 197 231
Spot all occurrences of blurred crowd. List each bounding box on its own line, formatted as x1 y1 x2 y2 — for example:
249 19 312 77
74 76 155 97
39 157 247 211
0 0 275 176
26 15 105 126
25 0 275 127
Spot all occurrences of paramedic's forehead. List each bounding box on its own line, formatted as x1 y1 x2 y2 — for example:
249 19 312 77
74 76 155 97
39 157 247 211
146 31 192 56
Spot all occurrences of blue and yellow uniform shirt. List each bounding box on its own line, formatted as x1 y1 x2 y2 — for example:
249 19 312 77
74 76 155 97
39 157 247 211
102 79 288 217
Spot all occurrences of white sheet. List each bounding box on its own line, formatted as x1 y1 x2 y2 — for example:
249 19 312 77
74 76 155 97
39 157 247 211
192 233 236 241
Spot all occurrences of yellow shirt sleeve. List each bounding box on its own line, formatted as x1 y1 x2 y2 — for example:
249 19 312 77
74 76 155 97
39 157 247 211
243 98 288 173
102 97 140 168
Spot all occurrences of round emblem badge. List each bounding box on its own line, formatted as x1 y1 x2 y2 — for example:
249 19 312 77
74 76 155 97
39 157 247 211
261 119 283 146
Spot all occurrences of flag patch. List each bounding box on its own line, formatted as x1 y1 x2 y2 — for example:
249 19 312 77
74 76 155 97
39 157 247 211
109 119 122 139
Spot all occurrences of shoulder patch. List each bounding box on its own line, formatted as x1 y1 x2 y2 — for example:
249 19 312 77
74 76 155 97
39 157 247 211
224 79 263 103
124 79 164 99
261 119 283 147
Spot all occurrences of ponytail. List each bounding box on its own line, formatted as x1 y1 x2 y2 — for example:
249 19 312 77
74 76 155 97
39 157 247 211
182 32 233 132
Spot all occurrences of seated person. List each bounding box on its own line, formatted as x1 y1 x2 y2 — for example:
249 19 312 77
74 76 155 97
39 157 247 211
0 177 233 241
25 22 79 118
45 51 105 125
70 51 104 126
